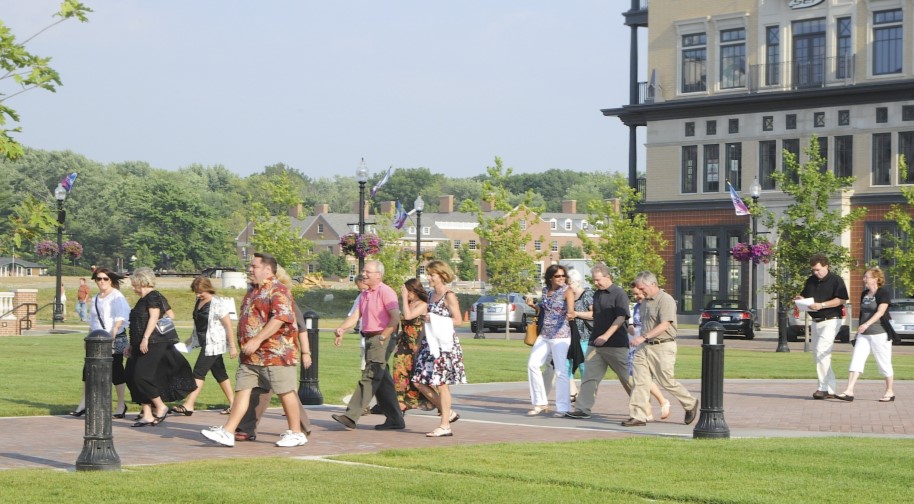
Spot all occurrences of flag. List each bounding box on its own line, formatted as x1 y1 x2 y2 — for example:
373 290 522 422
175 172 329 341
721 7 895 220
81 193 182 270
60 172 78 192
393 200 408 229
370 166 393 198
728 181 750 216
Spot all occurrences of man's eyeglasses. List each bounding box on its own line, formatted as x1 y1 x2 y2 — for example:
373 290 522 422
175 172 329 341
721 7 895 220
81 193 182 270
95 277 110 282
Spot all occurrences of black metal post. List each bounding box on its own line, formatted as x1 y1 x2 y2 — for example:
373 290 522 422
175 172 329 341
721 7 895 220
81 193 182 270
415 209 422 278
76 330 120 471
694 321 729 439
474 302 485 339
751 194 758 332
358 179 366 274
776 296 790 352
298 310 323 405
53 198 65 326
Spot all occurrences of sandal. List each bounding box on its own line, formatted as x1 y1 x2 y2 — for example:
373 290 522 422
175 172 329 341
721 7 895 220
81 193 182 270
426 427 453 437
526 406 548 416
448 410 460 423
879 394 896 402
220 407 231 415
169 405 194 416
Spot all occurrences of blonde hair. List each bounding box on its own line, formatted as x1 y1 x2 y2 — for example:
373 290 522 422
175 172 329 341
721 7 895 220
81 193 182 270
276 265 293 288
130 267 157 288
425 260 454 283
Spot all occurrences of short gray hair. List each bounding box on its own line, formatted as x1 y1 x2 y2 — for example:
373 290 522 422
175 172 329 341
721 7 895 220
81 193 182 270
590 263 611 279
566 269 585 288
366 259 385 276
130 267 157 288
633 270 658 288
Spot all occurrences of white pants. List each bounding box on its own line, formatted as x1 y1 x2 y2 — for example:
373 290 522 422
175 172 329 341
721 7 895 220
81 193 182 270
812 318 841 393
527 336 571 413
849 332 894 377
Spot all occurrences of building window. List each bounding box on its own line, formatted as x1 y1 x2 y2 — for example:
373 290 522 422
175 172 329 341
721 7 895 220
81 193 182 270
534 240 542 251
786 114 797 130
835 136 853 178
519 219 526 230
317 223 324 233
422 226 430 235
876 107 888 124
518 243 525 252
307 264 315 274
765 26 780 86
453 239 461 249
681 33 707 93
719 28 746 89
904 106 914 122
468 240 477 250
706 120 716 135
873 9 903 75
349 264 356 276
762 116 773 132
564 220 572 231
814 112 825 127
728 119 739 134
836 17 852 79
759 141 777 190
550 220 557 230
816 136 828 172
792 18 826 88
685 122 695 137
703 145 720 193
725 143 742 190
682 145 698 193
899 132 914 184
783 138 800 184
838 110 850 126
872 133 892 186
551 240 558 252
408 226 416 235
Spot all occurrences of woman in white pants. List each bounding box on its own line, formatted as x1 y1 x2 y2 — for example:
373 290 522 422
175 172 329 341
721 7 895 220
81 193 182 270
836 267 894 402
527 264 576 417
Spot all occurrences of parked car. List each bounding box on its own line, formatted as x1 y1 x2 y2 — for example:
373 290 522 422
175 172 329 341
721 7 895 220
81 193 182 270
699 299 756 340
787 302 851 343
886 298 914 343
469 293 536 333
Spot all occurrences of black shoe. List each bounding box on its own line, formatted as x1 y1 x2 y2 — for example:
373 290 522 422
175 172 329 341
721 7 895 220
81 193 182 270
69 408 86 417
113 405 128 419
332 413 356 430
684 402 699 425
835 393 854 402
131 419 155 427
564 410 591 419
375 421 406 430
369 404 384 415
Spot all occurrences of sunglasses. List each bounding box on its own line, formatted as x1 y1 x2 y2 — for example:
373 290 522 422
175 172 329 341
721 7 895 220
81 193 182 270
552 274 566 278
95 277 111 282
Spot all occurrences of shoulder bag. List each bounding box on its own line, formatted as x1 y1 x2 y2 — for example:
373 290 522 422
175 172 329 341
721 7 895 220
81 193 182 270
96 296 129 354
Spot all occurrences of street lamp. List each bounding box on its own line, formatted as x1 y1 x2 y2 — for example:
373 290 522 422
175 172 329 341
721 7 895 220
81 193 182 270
356 158 369 274
53 183 67 327
414 195 424 278
749 177 761 324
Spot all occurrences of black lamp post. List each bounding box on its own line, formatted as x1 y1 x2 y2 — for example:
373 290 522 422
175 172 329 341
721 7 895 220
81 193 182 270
356 158 369 274
53 183 67 328
414 195 424 278
749 177 761 332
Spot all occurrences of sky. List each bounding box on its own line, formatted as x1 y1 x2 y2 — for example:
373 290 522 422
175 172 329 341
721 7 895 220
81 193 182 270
4 0 644 179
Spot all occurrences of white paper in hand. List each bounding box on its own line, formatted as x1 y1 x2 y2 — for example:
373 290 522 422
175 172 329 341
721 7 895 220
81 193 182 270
173 342 189 353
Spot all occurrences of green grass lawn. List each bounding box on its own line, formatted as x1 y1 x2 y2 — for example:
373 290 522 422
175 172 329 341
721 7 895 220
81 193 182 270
0 438 911 503
0 332 909 417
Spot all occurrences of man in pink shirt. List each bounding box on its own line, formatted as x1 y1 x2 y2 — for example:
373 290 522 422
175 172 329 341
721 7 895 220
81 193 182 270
332 260 403 430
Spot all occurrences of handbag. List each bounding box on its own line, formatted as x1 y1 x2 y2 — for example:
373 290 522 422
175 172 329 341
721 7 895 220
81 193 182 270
96 295 128 354
156 316 176 335
524 322 538 346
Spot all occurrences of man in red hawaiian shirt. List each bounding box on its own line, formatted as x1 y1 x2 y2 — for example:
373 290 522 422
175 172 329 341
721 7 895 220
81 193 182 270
201 252 307 448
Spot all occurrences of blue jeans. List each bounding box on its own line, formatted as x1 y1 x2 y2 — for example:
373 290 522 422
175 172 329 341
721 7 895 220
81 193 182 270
75 301 88 322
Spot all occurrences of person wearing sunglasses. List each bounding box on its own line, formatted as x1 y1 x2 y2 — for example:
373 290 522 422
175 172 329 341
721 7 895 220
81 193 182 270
526 264 576 417
69 268 131 418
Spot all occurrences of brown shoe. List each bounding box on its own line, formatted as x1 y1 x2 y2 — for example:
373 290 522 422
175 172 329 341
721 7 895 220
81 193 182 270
684 401 699 425
332 413 356 430
812 390 835 400
621 417 646 427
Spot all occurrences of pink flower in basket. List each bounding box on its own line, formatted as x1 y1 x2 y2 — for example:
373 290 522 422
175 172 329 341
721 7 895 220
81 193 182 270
339 233 383 258
35 240 59 258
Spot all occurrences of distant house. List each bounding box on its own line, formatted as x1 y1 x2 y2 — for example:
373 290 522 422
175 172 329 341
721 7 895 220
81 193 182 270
0 257 47 277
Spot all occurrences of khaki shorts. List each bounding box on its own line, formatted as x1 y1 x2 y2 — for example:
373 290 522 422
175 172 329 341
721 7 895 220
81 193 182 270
235 363 298 395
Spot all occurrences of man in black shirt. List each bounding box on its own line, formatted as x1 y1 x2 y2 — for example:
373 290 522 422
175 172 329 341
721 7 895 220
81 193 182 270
565 263 630 419
797 254 849 400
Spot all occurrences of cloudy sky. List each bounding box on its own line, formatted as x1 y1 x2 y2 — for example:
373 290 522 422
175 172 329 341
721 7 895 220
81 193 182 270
5 0 644 178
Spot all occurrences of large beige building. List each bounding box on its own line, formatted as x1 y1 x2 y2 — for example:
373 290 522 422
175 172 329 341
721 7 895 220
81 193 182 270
605 0 914 325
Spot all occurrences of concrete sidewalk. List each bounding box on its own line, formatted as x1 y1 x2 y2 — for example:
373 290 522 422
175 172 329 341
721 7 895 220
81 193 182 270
1 378 911 471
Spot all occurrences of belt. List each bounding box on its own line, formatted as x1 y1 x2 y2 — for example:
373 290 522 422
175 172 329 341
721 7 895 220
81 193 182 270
360 331 383 337
647 339 674 345
812 317 840 323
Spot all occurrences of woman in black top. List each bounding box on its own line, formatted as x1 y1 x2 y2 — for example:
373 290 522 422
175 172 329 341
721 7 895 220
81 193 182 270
836 267 895 402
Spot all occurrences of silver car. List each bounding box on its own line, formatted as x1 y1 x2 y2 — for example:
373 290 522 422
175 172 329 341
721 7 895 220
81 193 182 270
469 293 536 333
887 298 914 343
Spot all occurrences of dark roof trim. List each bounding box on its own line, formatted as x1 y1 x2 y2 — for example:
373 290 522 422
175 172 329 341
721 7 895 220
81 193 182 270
603 80 914 125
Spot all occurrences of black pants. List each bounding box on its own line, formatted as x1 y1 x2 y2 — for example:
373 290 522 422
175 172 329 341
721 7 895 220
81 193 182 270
192 353 229 382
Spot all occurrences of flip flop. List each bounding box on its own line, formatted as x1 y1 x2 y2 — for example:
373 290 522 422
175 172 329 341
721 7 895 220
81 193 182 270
169 405 194 416
220 407 232 415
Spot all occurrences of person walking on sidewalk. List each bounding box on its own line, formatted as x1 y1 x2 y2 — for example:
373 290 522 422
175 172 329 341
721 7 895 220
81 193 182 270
623 271 698 427
76 278 90 322
797 253 849 400
331 260 404 431
200 252 307 448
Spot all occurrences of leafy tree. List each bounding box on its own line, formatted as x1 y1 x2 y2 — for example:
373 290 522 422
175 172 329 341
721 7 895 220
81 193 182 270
240 164 307 216
456 243 477 281
370 167 445 211
246 202 311 274
476 157 546 338
0 195 57 256
372 213 415 288
763 136 865 308
559 242 583 259
883 155 914 296
434 241 454 266
314 249 349 279
1 1 92 159
579 174 667 286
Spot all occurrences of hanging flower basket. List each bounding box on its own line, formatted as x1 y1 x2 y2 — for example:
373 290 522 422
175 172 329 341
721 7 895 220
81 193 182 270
62 240 83 260
35 240 58 258
730 240 773 264
339 233 383 258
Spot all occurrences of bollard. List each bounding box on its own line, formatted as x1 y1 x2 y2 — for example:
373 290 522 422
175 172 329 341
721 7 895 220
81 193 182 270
474 302 485 339
76 330 121 471
298 310 323 405
693 321 730 439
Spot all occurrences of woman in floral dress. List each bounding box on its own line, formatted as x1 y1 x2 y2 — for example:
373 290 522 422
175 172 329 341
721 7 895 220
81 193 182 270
412 261 466 437
526 264 576 417
393 278 432 412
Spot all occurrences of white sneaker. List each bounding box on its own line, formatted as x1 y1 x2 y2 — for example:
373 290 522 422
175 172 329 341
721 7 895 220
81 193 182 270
275 430 307 447
201 426 235 447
